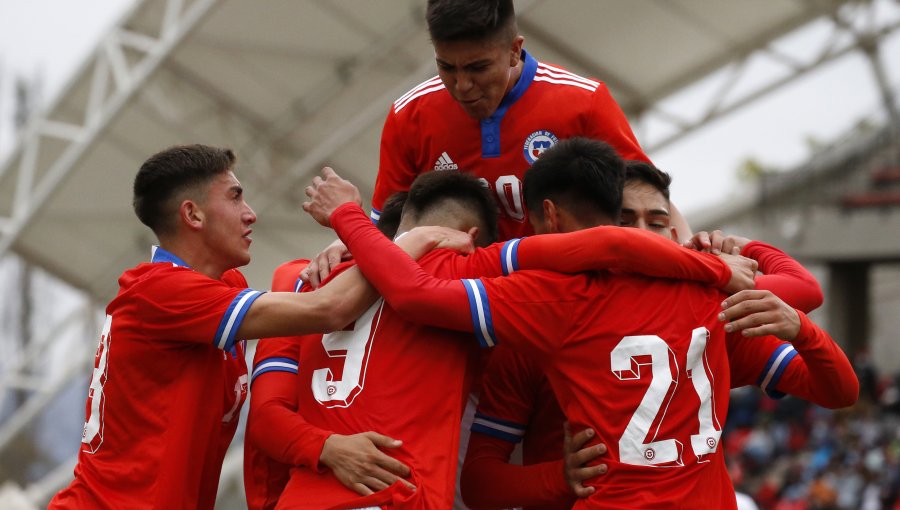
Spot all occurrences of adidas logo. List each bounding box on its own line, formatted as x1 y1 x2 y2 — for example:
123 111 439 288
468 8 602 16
433 152 459 171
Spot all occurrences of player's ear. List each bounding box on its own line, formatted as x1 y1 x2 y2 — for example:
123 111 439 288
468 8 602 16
542 199 560 233
180 199 204 231
509 36 524 66
670 225 679 243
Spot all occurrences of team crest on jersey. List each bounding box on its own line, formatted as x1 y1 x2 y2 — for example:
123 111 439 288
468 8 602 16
523 130 559 164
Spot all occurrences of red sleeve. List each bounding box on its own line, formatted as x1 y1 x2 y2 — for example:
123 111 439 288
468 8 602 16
423 242 508 279
461 434 570 509
726 333 791 389
516 226 731 287
134 266 263 352
247 366 332 469
461 347 573 508
743 241 823 313
331 203 475 333
372 107 417 218
769 312 859 408
587 83 649 162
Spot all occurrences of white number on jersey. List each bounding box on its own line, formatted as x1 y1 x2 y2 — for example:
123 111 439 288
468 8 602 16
311 300 384 408
479 175 526 222
82 314 112 454
611 327 721 467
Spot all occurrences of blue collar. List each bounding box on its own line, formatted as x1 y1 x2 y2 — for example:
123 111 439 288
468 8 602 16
498 49 537 112
151 245 191 268
480 49 538 158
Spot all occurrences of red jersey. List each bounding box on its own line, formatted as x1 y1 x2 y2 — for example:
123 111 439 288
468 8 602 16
49 247 260 510
244 260 309 510
465 270 737 509
463 240 849 509
276 246 507 510
374 50 649 240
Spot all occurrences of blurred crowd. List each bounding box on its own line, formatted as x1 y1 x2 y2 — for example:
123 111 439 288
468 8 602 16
725 355 900 509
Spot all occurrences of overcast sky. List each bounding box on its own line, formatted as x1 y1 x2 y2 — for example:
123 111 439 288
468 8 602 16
0 0 898 216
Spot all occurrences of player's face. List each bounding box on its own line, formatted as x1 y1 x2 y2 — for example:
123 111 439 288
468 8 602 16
433 35 524 120
620 181 676 241
201 171 257 269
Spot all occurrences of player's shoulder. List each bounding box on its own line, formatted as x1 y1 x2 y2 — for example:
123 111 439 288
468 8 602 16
118 261 204 293
532 60 603 95
391 75 449 115
272 259 310 292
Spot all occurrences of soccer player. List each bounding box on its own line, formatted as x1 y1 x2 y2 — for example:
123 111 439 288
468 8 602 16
46 145 472 510
303 139 841 508
243 194 410 510
304 0 688 286
458 161 858 509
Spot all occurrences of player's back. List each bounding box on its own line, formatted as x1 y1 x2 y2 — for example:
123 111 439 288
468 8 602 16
558 272 733 508
278 251 485 509
480 269 735 509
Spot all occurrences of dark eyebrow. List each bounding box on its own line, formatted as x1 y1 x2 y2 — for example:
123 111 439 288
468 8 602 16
649 209 670 217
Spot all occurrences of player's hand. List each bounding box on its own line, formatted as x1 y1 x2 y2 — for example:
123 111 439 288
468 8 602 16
563 422 607 498
301 239 352 288
719 253 758 294
319 432 415 496
396 226 476 260
684 230 751 256
720 289 801 340
303 167 362 227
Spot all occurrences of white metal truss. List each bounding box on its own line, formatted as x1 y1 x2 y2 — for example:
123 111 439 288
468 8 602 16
0 0 222 260
640 0 900 152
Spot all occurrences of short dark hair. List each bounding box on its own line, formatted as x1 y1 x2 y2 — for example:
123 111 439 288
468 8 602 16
523 137 625 223
377 191 408 239
625 160 672 201
426 0 517 43
133 144 236 237
405 171 499 245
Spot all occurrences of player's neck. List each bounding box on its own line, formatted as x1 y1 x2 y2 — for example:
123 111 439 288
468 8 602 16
505 57 524 96
158 238 226 280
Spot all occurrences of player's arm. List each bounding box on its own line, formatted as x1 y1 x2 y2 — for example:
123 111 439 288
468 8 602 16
247 354 330 468
511 227 756 292
460 348 571 507
686 231 823 313
461 433 571 509
239 228 471 342
721 290 858 408
743 241 823 313
237 266 378 340
303 107 418 287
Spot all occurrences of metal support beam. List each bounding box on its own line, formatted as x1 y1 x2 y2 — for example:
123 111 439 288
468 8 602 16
645 7 900 152
0 0 222 260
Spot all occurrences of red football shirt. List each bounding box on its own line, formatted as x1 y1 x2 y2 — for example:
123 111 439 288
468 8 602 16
275 246 507 510
49 247 260 510
374 50 649 240
464 270 737 509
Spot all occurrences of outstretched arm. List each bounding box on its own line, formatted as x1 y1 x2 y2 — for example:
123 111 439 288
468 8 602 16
743 241 823 313
721 290 858 408
512 227 754 292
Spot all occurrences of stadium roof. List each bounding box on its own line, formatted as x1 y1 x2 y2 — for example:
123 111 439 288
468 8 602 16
0 0 887 299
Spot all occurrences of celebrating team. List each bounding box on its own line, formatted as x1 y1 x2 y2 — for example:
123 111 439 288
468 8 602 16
48 0 858 509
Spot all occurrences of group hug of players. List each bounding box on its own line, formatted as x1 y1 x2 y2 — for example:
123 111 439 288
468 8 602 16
46 0 860 509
